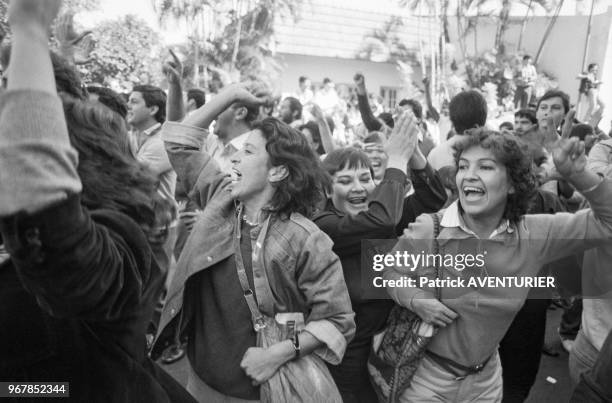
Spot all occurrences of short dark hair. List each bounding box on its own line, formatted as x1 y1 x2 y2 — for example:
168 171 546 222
449 90 488 134
187 88 206 108
453 129 537 223
537 90 570 115
132 84 167 123
299 76 309 84
569 123 594 141
588 63 598 72
523 55 532 61
499 121 514 131
514 108 537 125
254 118 328 218
322 147 374 193
87 85 128 119
283 96 303 120
398 98 423 120
323 77 332 85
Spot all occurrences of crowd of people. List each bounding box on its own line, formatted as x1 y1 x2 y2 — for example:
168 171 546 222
1 1 612 402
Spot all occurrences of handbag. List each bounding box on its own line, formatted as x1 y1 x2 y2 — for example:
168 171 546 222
234 207 342 403
367 213 442 403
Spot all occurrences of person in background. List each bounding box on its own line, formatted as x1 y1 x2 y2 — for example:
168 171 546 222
514 55 537 110
577 63 604 123
278 96 303 128
186 88 206 115
514 108 537 136
297 75 314 106
427 90 488 171
500 121 514 135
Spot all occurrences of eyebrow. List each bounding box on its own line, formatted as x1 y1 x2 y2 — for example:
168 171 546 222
459 158 497 163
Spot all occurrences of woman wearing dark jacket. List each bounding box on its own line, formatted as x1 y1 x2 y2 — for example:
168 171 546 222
0 2 193 402
313 111 447 402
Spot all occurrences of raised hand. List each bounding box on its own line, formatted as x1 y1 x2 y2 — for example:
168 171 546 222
162 49 183 86
553 110 587 179
310 103 325 122
55 12 94 65
385 110 420 158
353 72 366 95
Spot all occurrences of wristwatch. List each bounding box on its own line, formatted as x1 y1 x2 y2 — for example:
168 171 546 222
292 331 301 360
287 320 300 359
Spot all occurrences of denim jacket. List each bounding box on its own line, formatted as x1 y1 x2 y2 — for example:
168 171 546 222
152 122 355 364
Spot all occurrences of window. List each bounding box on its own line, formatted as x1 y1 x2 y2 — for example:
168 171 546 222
380 87 398 110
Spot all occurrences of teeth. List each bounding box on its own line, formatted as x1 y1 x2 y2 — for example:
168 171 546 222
463 186 484 193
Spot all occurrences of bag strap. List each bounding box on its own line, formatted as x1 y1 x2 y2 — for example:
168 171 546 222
234 204 271 332
430 213 442 301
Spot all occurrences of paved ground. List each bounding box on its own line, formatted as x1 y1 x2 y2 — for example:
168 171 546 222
159 306 575 402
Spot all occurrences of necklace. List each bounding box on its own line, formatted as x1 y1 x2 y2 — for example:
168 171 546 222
242 214 261 226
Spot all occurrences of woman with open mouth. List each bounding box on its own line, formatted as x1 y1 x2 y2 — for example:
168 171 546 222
313 111 447 403
384 120 612 402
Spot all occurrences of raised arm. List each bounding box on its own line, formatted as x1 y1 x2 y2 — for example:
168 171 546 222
163 49 185 122
1 0 80 216
354 72 384 132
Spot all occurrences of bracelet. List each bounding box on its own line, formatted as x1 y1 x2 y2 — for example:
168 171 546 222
578 175 604 194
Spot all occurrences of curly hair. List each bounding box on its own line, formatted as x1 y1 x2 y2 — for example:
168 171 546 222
453 129 537 223
62 95 170 234
254 118 329 218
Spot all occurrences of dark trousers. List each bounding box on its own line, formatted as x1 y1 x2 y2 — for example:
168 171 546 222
328 300 392 403
571 329 612 402
499 298 550 403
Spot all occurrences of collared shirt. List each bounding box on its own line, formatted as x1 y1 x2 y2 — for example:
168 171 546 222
132 122 177 203
441 201 514 239
204 131 249 174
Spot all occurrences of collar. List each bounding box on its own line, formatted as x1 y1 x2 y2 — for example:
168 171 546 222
219 131 250 155
142 122 162 137
440 200 514 239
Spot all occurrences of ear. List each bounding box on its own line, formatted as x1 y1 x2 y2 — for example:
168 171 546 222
149 105 159 117
234 105 248 121
268 165 288 183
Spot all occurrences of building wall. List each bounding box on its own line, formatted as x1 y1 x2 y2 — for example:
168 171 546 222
448 7 612 130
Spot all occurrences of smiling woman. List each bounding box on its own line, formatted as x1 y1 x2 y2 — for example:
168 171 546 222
384 123 612 402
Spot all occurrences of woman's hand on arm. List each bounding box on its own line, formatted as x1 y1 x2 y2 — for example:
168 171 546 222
240 332 323 386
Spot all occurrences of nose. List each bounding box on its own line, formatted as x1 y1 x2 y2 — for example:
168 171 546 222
350 179 366 192
230 153 240 164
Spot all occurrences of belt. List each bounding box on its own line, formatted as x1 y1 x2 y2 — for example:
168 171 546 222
426 350 492 381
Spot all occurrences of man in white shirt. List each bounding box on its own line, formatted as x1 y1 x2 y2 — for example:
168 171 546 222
128 84 176 203
514 55 538 109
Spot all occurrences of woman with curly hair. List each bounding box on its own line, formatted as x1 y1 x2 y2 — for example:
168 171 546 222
384 127 612 402
151 83 354 402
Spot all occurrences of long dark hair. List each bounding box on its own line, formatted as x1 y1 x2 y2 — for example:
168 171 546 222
62 95 168 233
254 118 328 218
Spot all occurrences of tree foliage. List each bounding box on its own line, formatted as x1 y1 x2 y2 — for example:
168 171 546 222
78 15 161 92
